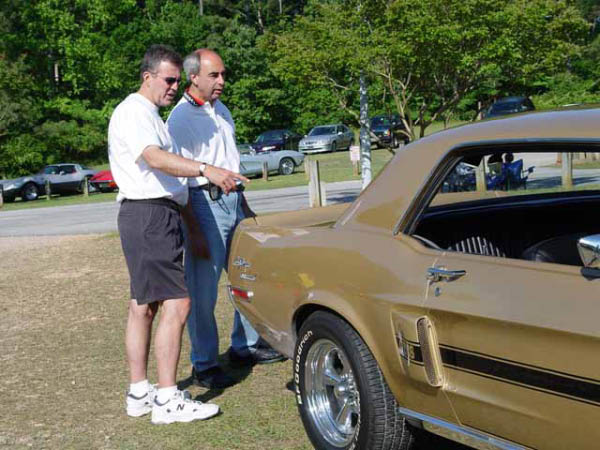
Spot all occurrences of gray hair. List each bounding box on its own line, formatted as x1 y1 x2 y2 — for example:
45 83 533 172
140 44 182 80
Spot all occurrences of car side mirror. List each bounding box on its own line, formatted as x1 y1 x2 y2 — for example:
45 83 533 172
578 234 600 268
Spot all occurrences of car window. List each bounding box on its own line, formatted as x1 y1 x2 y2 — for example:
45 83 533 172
371 116 391 127
60 165 76 174
256 130 282 142
411 148 600 265
43 166 59 175
309 126 336 136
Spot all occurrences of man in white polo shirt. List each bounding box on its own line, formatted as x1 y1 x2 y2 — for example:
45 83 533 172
167 49 284 390
108 44 247 424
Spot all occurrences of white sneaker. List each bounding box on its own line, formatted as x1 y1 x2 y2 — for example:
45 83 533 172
151 390 219 425
126 384 157 417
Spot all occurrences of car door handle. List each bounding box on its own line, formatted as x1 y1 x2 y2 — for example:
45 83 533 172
427 266 467 283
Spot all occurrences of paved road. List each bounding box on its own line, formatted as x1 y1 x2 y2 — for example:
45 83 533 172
0 180 362 237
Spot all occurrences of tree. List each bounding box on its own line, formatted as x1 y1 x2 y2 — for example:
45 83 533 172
269 0 589 140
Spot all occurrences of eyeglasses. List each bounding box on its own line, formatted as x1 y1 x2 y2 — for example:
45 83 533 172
151 73 181 86
161 76 181 86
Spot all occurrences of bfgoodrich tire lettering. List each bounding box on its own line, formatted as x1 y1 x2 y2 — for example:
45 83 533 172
294 311 415 450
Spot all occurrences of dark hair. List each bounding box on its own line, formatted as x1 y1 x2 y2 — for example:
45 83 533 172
140 44 183 80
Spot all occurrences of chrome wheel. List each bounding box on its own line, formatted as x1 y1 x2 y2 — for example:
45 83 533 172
304 338 359 447
279 157 295 175
21 183 39 201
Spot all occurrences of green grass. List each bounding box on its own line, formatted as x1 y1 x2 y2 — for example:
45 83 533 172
0 191 119 211
545 160 600 169
245 147 394 191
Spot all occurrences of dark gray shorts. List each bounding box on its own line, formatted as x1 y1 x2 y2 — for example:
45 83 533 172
117 198 188 305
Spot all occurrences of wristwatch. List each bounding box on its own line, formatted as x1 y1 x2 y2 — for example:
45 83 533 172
198 163 206 176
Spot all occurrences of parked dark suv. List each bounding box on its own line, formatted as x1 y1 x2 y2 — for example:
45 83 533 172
370 114 409 148
251 129 301 153
484 96 535 118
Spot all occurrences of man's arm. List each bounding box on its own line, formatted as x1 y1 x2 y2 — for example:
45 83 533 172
141 145 249 193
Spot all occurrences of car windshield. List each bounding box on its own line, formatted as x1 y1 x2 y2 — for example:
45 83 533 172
309 126 336 136
256 130 282 142
371 117 391 127
490 101 524 112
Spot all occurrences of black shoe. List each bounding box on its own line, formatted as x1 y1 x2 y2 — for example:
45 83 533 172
191 366 236 389
228 346 287 366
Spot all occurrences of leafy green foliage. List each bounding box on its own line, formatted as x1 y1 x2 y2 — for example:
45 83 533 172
0 0 596 177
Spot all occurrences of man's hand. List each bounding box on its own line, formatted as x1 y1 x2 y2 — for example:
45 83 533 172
203 165 249 194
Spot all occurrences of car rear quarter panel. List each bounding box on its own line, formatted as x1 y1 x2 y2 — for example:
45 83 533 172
229 221 458 422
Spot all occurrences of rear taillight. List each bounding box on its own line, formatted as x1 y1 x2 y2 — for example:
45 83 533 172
228 286 253 301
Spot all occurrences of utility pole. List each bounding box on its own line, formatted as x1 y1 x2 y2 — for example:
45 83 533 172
359 73 371 189
198 0 203 15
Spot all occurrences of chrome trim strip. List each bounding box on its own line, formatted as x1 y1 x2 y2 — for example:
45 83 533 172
398 407 531 450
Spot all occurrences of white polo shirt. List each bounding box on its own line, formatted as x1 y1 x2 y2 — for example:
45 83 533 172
108 93 188 206
167 97 240 188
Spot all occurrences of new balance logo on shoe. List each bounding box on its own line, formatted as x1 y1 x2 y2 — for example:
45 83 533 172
151 390 219 425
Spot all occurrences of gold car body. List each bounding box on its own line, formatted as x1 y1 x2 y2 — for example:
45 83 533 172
228 107 600 450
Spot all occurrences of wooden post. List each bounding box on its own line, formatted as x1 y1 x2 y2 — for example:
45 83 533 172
45 179 51 201
308 159 325 207
83 178 89 197
0 184 4 209
349 145 360 176
561 152 573 189
262 162 269 181
304 156 311 181
476 160 486 192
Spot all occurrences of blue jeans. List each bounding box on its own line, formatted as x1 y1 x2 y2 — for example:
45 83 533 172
184 187 259 371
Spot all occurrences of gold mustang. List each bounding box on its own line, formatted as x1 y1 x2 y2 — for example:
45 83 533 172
228 107 600 450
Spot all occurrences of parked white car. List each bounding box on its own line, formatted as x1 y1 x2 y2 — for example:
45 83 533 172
239 149 305 176
299 124 354 154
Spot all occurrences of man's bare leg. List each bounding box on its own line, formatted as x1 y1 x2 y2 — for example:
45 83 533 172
155 297 191 387
126 299 158 383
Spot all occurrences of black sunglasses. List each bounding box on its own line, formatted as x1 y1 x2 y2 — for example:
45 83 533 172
161 76 181 86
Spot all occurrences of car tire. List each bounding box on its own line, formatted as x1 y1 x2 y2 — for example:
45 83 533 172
278 157 296 176
392 135 399 148
295 311 416 450
331 141 337 152
21 183 39 202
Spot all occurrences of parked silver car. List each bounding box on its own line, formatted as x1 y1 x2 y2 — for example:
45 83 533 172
239 149 305 176
0 173 46 202
0 163 98 202
299 124 354 154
